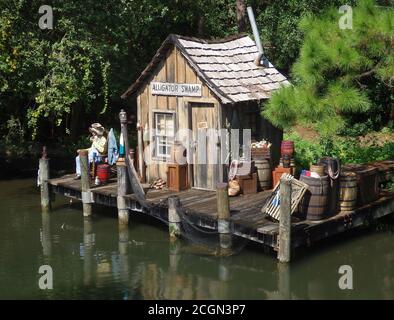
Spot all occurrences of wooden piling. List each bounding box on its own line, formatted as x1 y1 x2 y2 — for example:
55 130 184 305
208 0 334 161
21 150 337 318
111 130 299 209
79 149 92 217
278 175 292 263
168 196 181 238
217 183 232 252
117 158 129 225
39 146 51 212
277 262 291 299
41 211 52 256
118 224 129 256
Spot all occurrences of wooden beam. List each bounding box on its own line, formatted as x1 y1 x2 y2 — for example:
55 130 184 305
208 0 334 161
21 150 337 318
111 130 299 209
79 149 92 217
278 175 292 263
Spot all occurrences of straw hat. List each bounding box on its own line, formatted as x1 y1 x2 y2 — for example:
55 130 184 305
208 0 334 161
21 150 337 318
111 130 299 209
89 123 105 136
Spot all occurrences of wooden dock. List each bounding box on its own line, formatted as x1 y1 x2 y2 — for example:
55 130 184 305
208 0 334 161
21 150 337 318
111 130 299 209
48 174 394 256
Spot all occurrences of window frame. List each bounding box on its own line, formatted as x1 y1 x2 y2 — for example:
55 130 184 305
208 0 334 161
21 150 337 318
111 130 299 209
153 111 175 159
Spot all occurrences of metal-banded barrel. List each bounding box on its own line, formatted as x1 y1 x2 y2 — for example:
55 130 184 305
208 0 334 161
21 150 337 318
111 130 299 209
339 172 357 211
299 175 329 221
255 159 271 191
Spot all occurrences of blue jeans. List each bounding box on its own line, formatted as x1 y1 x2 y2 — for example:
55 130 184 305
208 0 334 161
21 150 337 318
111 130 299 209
75 148 102 175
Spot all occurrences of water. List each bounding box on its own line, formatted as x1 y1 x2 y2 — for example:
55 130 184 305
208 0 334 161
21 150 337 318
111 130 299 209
0 179 393 300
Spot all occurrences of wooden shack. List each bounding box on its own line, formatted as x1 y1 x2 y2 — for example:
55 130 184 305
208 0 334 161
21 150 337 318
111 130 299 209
121 34 289 190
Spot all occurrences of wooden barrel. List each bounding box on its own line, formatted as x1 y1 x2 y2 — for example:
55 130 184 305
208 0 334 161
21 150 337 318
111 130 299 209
339 172 357 211
310 164 325 177
281 140 294 157
97 164 110 184
299 175 329 221
255 159 271 191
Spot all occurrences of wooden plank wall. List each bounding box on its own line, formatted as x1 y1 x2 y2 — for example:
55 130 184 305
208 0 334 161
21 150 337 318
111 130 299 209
222 102 283 167
137 46 220 183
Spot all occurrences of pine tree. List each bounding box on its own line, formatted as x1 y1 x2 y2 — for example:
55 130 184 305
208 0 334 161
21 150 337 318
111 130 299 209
263 0 393 136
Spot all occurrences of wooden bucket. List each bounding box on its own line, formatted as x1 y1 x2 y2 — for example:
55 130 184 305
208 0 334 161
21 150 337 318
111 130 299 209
339 172 357 211
96 164 110 184
255 159 271 191
310 164 325 177
299 175 329 221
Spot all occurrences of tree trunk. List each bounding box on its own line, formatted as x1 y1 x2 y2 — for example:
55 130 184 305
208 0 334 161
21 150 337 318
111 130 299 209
70 104 82 139
236 0 247 33
197 14 205 37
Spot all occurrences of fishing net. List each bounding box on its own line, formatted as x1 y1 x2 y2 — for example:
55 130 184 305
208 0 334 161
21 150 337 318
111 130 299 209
145 197 260 257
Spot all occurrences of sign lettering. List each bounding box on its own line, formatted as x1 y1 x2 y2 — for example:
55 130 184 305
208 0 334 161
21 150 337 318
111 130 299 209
151 82 202 97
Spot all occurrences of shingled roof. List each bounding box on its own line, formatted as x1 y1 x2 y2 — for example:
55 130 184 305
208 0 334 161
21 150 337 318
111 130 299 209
121 34 289 104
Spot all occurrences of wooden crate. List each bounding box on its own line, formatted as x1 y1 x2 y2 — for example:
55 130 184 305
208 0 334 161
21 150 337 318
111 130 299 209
235 172 257 194
262 173 308 221
167 164 188 191
272 166 296 188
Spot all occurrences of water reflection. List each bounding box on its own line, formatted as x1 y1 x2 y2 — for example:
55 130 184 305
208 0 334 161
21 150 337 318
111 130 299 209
83 218 95 286
1 179 394 299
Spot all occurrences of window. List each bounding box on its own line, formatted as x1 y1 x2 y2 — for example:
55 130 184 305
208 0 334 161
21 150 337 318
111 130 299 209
154 112 174 158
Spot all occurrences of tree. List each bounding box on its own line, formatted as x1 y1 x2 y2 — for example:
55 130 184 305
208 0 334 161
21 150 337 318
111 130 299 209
236 0 247 33
263 0 393 136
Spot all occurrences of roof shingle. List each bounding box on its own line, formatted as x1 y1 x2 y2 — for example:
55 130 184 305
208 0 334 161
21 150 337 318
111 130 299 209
121 34 290 104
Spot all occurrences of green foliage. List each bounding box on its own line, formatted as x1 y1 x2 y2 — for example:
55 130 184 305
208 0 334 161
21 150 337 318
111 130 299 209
285 131 394 170
264 0 393 136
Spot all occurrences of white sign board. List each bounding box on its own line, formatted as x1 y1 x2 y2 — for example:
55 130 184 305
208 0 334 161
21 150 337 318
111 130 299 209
151 82 202 97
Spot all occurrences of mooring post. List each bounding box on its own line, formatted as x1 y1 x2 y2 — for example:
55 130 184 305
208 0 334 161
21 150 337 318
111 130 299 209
278 175 292 263
277 262 291 299
117 158 129 225
79 149 92 217
217 183 232 252
39 146 51 212
41 211 52 257
168 196 181 238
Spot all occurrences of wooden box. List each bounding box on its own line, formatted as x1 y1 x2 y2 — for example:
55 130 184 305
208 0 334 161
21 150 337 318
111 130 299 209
272 166 296 188
235 172 257 194
167 164 188 191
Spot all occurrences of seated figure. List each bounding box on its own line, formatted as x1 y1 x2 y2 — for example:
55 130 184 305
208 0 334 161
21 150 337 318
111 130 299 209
75 123 108 179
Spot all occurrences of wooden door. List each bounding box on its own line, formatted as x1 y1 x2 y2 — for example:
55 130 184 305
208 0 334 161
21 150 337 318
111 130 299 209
190 103 218 190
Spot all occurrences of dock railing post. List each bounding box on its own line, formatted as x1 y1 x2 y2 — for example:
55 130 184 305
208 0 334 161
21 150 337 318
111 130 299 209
168 196 181 238
79 149 92 217
117 158 129 225
39 146 51 212
217 183 232 253
278 175 292 263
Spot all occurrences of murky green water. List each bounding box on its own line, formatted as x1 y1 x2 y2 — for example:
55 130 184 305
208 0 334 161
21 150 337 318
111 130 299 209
0 179 393 300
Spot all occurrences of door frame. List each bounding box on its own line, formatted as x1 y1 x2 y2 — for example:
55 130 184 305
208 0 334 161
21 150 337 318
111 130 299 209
188 101 220 190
